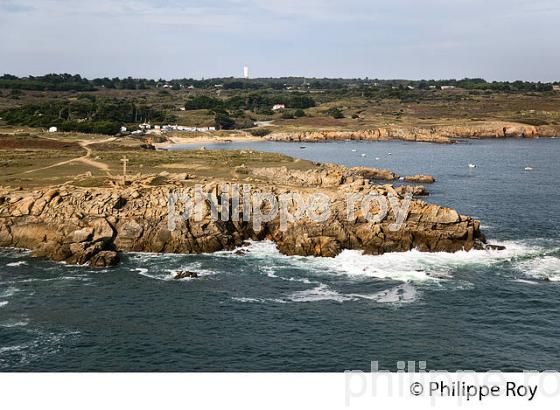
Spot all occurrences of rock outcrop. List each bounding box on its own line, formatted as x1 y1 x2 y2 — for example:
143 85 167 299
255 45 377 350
403 175 435 184
0 165 488 267
265 121 560 144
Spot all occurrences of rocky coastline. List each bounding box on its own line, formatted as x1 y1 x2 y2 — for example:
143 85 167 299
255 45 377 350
0 163 490 267
265 121 560 144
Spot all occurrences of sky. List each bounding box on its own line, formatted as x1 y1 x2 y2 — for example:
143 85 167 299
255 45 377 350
0 0 559 81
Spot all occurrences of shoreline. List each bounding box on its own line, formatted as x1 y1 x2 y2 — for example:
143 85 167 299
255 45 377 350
155 134 261 148
154 120 560 148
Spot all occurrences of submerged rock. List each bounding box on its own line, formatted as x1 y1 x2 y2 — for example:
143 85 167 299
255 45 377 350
174 270 198 279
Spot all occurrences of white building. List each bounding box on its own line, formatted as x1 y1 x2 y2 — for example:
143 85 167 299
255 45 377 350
272 104 285 111
553 85 560 92
48 126 58 133
243 65 249 79
441 85 456 90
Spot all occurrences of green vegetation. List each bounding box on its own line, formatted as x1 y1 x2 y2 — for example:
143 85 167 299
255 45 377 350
214 112 236 130
326 107 344 119
249 128 272 137
1 97 176 135
2 73 559 136
0 74 95 91
184 93 316 112
2 74 554 94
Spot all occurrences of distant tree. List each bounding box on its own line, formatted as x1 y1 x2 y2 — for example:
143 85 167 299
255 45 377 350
326 107 344 119
281 111 295 119
185 95 223 110
214 112 235 130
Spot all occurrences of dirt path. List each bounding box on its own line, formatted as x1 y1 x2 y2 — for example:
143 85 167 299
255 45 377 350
23 137 115 174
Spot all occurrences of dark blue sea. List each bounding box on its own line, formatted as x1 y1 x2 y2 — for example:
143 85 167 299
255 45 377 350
1 138 559 371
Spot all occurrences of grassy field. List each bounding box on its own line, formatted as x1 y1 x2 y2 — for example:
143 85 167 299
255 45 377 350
0 128 312 188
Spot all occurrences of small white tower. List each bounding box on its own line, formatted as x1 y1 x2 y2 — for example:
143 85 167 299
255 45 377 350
243 65 249 79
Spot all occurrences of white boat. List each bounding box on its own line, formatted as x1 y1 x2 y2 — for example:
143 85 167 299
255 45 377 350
361 153 367 157
468 163 477 168
524 166 534 171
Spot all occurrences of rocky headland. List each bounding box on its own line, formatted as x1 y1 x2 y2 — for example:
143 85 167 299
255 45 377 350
0 163 489 267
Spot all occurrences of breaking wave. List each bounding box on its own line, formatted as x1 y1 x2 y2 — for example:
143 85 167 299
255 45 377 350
517 255 560 282
287 284 353 303
226 239 544 283
5 261 27 267
132 264 217 281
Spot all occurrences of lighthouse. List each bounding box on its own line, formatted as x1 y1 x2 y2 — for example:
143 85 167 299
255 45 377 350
243 65 249 79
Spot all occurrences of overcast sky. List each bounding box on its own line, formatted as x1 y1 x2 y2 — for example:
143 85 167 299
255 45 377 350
1 0 559 81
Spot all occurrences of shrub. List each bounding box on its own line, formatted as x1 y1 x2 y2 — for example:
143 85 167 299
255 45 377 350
326 107 344 119
249 128 271 137
214 112 235 130
185 95 223 110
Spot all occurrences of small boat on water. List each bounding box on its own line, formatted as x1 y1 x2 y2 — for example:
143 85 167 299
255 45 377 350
524 166 534 171
468 163 477 168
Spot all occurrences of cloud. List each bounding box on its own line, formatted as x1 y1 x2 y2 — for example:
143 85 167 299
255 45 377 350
0 0 559 80
0 0 34 13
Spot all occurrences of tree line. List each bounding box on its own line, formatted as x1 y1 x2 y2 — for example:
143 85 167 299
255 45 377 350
0 95 176 135
2 74 556 93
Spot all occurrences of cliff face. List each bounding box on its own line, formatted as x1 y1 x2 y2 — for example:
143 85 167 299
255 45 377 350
265 121 560 144
0 165 487 267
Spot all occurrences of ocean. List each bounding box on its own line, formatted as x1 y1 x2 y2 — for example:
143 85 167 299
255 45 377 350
1 138 559 371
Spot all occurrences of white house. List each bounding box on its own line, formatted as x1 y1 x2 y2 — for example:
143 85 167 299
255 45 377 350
272 104 286 111
553 85 560 92
441 85 456 90
120 126 127 133
139 123 151 131
48 126 58 133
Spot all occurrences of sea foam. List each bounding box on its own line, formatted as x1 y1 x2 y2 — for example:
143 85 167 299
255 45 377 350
230 240 537 283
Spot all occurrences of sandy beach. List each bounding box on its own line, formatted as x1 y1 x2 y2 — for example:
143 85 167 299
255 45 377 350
155 134 261 148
